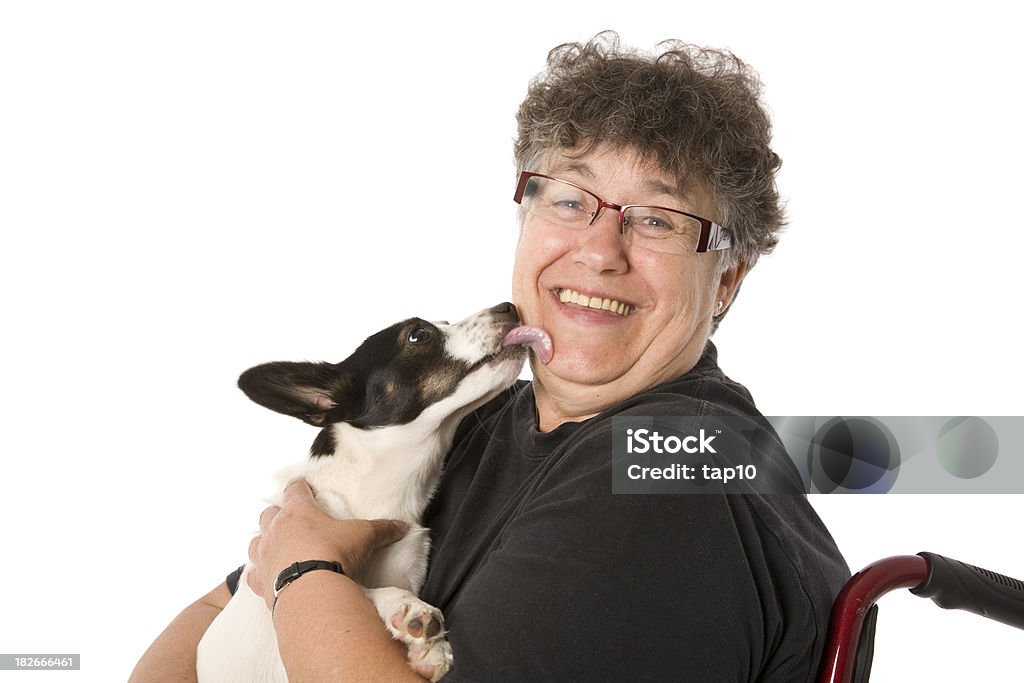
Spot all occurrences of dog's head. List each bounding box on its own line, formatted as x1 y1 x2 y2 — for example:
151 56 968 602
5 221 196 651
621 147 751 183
238 303 544 448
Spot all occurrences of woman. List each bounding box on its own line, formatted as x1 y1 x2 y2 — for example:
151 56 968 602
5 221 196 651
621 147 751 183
132 33 849 682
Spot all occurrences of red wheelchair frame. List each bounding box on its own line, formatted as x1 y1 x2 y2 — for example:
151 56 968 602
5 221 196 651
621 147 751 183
819 553 1024 682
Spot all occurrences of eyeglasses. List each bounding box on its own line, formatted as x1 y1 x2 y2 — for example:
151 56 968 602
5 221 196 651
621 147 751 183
513 171 732 254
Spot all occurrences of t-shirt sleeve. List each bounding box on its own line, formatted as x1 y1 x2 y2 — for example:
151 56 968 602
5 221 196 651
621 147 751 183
438 428 778 682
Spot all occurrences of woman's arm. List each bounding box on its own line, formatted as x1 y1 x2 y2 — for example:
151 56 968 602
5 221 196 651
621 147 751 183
128 581 230 683
269 569 427 681
246 478 427 681
130 478 420 683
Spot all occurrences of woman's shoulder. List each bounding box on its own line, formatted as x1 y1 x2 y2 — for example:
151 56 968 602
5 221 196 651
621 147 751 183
613 341 761 419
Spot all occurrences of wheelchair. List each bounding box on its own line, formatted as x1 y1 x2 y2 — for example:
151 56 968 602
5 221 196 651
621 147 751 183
819 552 1024 682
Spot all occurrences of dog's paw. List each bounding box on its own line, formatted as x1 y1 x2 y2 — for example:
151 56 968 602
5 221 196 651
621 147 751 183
365 587 454 680
407 635 453 682
389 599 452 680
389 599 446 642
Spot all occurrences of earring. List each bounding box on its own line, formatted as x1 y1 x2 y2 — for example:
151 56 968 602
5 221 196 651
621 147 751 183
716 301 725 314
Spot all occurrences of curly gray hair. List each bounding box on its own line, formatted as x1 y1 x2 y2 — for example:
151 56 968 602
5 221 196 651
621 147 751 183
514 31 785 270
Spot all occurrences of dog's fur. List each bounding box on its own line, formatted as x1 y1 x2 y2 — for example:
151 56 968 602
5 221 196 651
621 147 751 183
196 303 527 682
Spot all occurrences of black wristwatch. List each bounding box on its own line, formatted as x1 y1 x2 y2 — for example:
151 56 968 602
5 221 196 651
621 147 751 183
272 560 345 611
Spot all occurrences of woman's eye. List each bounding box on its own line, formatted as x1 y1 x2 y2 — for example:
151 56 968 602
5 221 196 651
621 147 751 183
624 211 679 237
548 188 591 212
408 328 431 343
553 199 586 211
639 214 674 230
549 199 593 223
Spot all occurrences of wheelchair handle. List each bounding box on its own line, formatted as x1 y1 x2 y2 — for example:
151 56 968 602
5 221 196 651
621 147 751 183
819 553 1024 683
912 552 1024 630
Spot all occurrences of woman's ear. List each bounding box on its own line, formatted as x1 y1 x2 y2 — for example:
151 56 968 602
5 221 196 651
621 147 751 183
715 260 749 316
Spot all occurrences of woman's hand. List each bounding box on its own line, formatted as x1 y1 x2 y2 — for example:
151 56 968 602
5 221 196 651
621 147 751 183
247 478 408 610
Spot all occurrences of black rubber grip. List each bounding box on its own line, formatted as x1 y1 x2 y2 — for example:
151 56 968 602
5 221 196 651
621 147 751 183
911 552 1024 630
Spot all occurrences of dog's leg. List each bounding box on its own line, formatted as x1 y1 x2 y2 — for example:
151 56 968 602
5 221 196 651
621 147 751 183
364 586 453 682
197 568 287 683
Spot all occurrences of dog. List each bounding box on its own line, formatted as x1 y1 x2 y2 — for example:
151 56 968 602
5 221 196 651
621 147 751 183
196 302 551 681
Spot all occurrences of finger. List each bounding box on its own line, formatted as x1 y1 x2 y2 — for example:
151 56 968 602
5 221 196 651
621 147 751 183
282 478 315 504
248 535 261 562
258 505 280 531
246 568 265 598
368 519 409 548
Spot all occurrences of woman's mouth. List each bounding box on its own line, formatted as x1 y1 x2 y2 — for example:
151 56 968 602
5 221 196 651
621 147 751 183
555 288 635 317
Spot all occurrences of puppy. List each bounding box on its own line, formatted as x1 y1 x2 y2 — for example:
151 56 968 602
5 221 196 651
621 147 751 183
196 302 551 681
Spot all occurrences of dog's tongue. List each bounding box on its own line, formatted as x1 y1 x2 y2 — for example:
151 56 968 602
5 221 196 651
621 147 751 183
501 326 554 365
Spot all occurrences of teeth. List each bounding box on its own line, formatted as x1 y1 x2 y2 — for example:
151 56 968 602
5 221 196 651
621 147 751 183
557 289 633 316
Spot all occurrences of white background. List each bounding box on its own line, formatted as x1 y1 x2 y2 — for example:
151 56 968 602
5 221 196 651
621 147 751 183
1 2 1021 680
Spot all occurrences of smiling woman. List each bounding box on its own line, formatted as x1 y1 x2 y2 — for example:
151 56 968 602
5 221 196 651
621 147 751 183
512 146 747 429
131 32 851 683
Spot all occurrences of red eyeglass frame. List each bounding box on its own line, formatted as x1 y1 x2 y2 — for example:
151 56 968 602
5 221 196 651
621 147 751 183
513 171 732 253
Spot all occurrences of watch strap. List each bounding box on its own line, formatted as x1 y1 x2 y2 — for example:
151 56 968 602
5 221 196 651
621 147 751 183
273 560 345 597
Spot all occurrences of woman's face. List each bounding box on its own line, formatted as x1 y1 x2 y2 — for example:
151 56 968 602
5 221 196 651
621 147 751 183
512 146 744 425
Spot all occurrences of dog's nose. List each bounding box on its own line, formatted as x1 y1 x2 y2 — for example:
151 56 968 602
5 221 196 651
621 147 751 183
490 301 520 324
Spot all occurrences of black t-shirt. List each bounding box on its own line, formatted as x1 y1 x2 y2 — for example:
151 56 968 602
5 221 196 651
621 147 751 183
420 342 849 682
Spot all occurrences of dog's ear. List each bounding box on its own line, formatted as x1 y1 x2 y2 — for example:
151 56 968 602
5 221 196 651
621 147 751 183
238 362 360 427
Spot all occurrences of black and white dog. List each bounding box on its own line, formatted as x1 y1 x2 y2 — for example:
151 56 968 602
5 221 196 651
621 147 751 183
196 302 551 682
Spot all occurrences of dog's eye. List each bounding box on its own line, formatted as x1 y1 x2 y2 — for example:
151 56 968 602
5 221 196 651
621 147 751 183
408 328 431 344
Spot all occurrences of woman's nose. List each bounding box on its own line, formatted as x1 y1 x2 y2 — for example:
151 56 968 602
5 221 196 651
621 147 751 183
574 208 629 273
